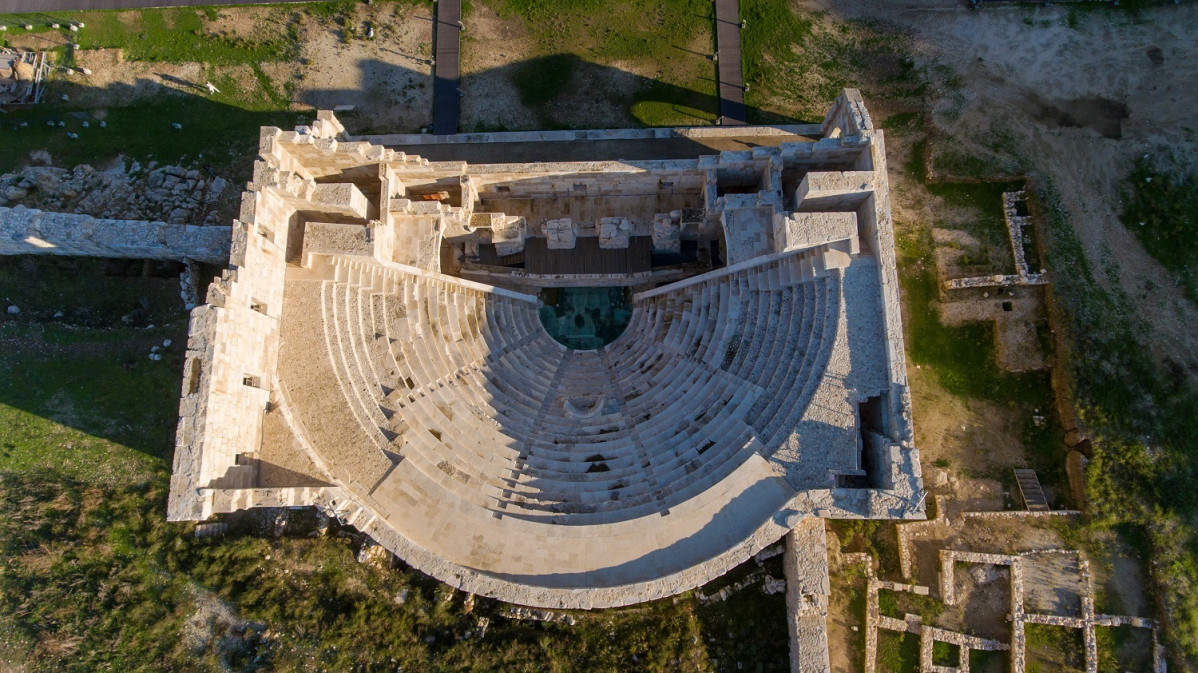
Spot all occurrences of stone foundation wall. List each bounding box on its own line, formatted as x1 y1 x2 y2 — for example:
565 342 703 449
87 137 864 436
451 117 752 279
785 518 832 673
168 149 307 520
0 206 230 263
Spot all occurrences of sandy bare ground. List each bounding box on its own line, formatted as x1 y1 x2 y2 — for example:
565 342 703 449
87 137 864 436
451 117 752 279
458 2 538 130
807 0 1198 376
31 3 434 134
292 3 433 133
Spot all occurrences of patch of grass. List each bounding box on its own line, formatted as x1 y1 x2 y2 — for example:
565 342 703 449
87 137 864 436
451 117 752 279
829 520 903 579
881 110 921 132
0 7 297 65
896 223 1067 497
1026 623 1084 673
932 640 960 667
486 0 718 127
897 225 1046 403
741 2 945 124
509 53 576 108
1095 624 1153 673
878 587 943 625
930 147 1011 182
696 554 789 672
876 630 919 673
740 0 812 89
898 144 1070 502
0 257 188 478
1120 157 1198 303
877 588 899 618
631 80 718 127
496 0 712 61
969 648 1009 673
1036 175 1198 665
832 562 869 671
0 257 184 327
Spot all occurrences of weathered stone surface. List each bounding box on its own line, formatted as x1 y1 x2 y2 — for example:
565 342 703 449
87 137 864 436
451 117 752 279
543 217 576 250
168 90 923 617
597 217 631 249
0 207 230 263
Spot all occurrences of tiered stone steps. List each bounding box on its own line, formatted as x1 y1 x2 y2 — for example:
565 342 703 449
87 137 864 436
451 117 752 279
288 250 841 527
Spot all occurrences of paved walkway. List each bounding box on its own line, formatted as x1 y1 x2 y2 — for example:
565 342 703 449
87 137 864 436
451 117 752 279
714 0 746 125
431 0 461 135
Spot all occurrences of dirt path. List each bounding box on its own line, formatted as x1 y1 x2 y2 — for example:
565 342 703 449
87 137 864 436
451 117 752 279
805 0 1198 374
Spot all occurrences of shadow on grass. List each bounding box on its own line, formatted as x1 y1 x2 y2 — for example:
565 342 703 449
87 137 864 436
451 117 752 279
693 553 791 672
0 257 194 465
452 53 800 131
0 78 305 176
1 52 811 173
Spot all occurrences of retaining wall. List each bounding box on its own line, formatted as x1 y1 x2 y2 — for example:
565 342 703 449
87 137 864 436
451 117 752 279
0 206 229 264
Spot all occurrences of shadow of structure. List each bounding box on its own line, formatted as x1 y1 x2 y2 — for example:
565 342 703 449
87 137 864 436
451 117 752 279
297 52 802 138
1 51 807 170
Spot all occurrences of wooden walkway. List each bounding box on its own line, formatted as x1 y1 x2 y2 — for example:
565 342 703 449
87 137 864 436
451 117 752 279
431 0 461 135
713 0 746 125
1014 469 1050 511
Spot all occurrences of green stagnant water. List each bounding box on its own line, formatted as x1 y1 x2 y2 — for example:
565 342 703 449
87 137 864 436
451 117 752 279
538 286 633 350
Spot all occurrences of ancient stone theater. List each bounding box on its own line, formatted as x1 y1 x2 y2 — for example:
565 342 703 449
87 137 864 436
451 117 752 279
168 90 923 613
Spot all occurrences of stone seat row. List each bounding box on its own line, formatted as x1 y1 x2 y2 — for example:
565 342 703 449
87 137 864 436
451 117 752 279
319 272 758 521
301 254 839 524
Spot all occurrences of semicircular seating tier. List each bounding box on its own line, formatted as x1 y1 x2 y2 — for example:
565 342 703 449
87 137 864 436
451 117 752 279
276 248 844 603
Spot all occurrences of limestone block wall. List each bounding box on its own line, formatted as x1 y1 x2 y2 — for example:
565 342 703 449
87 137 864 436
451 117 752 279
651 212 682 253
774 212 859 255
807 92 918 496
467 164 706 199
544 218 576 249
858 131 915 461
776 137 870 173
310 183 369 220
302 222 372 258
785 518 832 673
795 171 877 212
821 89 874 140
598 217 632 249
0 206 230 263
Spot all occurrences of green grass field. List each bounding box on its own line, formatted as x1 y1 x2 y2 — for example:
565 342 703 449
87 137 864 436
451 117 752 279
0 254 792 672
1121 158 1198 304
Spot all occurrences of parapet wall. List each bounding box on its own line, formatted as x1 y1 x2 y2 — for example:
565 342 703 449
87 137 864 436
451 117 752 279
0 206 230 264
168 174 298 520
821 89 874 140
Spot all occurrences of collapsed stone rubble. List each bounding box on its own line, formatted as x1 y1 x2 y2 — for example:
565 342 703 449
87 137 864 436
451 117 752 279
0 162 231 225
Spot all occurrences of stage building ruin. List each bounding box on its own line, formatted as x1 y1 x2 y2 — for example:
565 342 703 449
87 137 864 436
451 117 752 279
168 91 923 626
